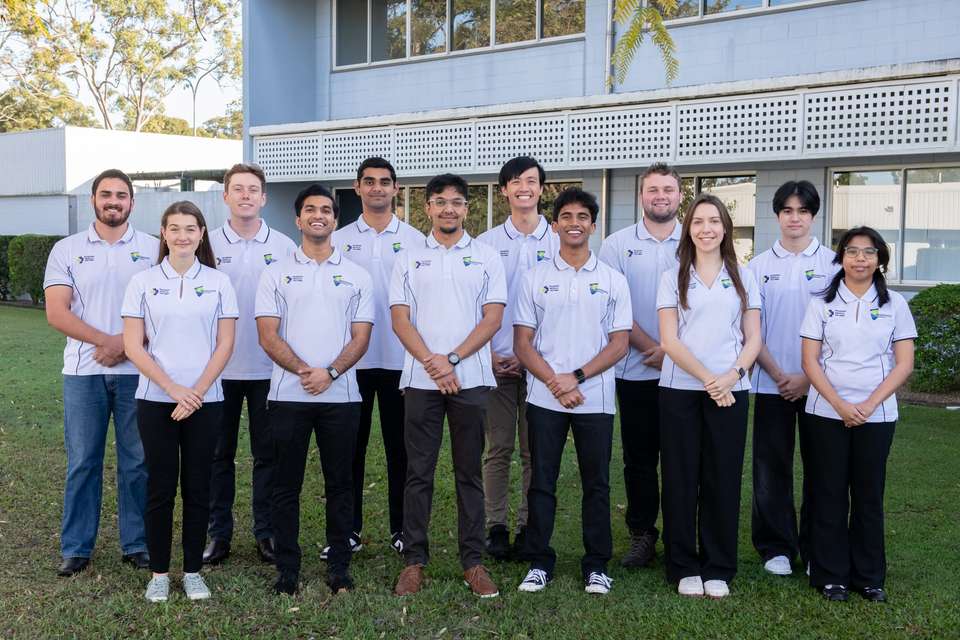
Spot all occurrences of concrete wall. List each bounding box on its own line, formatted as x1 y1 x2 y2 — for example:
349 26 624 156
0 195 72 235
75 190 233 237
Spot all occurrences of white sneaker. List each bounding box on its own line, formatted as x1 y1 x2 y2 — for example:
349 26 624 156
183 572 211 600
678 575 704 597
145 575 169 602
764 555 793 576
320 533 362 561
517 568 550 593
704 579 730 599
806 561 811 577
584 571 612 595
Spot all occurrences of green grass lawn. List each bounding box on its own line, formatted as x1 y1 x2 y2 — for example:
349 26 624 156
0 304 958 639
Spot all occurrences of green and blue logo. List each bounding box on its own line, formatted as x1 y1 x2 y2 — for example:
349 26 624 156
720 278 733 289
130 251 149 262
870 308 880 320
536 250 548 262
263 253 277 265
392 242 403 253
333 274 353 287
589 282 608 296
194 286 216 297
462 256 483 267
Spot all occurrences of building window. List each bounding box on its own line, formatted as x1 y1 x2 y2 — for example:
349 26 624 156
673 175 756 265
656 0 855 21
832 167 960 283
335 0 585 67
491 181 583 227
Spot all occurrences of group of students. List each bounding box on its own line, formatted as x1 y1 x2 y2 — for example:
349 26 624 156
43 156 915 605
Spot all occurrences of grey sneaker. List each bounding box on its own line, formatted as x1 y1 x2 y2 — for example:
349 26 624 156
145 575 170 603
621 529 657 568
183 572 211 600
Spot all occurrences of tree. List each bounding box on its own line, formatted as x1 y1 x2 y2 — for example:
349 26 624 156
201 98 242 139
181 11 241 134
609 0 680 87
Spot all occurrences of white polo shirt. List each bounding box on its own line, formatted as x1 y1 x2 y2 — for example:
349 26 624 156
656 264 762 392
210 220 296 380
477 215 560 359
599 219 681 381
120 258 239 403
43 223 160 376
799 281 916 423
748 238 838 394
255 247 374 403
388 231 508 391
514 253 633 415
331 214 425 370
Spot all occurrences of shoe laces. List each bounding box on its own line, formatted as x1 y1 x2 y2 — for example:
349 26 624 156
183 573 208 591
146 576 168 597
587 572 612 589
523 569 548 586
629 531 654 554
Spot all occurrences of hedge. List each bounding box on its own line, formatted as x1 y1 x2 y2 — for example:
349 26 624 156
0 235 14 300
909 284 960 393
8 234 63 305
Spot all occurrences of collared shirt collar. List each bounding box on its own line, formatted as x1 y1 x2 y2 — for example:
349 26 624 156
86 222 135 245
294 245 343 265
222 219 269 244
356 213 401 235
689 262 731 286
837 279 878 304
635 218 681 243
772 237 822 258
159 256 202 279
553 251 599 272
504 215 549 240
426 230 472 250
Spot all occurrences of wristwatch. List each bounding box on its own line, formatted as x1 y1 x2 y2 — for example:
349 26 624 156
326 366 341 380
447 352 461 366
734 366 746 380
573 368 586 384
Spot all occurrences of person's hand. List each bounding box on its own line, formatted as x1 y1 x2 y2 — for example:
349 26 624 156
835 400 867 427
93 334 126 367
641 346 665 370
434 371 461 395
705 370 739 401
170 401 197 421
546 372 579 398
299 367 332 395
423 353 454 379
165 383 203 411
557 388 585 410
852 400 877 424
713 391 736 408
777 373 810 402
493 354 523 378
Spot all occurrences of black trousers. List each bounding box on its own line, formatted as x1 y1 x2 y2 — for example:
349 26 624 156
270 401 360 577
524 404 614 579
615 378 661 536
402 387 487 570
354 368 406 536
137 400 221 574
207 379 273 543
803 413 895 589
751 393 811 565
659 388 748 584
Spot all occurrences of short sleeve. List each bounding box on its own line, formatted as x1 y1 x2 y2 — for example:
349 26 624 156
254 266 281 318
799 298 825 340
283 236 297 258
352 268 376 324
742 267 762 310
388 255 411 307
120 273 146 318
481 248 508 305
891 294 918 341
43 239 73 289
513 270 538 329
656 270 678 310
598 235 621 273
218 278 239 319
608 272 633 332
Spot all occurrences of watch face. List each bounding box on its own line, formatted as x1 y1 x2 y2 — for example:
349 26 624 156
448 353 460 365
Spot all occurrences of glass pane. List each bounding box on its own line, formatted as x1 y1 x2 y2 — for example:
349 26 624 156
492 181 583 227
679 176 696 220
706 0 762 14
904 168 960 282
408 185 489 237
452 0 491 50
831 171 901 279
336 0 368 65
371 0 407 62
769 0 808 4
495 0 536 45
542 0 585 38
699 175 756 264
653 0 699 19
412 0 447 56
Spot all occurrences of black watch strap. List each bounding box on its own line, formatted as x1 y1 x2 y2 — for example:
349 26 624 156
573 368 586 384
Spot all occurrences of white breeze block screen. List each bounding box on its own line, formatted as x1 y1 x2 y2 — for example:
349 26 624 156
395 122 474 175
253 134 320 180
568 106 673 166
804 81 953 153
322 128 394 178
475 115 567 171
677 95 801 162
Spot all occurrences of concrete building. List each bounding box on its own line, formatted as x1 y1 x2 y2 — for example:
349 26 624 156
0 127 242 236
244 0 960 287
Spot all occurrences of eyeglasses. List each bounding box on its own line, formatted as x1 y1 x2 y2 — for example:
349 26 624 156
843 246 879 258
427 198 468 209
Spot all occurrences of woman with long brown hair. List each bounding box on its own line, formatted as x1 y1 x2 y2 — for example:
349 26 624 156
656 193 762 599
121 201 238 603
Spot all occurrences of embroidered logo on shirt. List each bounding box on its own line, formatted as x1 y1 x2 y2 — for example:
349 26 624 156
462 256 483 267
626 249 643 257
151 287 170 296
415 260 431 269
263 253 277 265
194 286 216 297
333 274 353 287
130 251 149 262
870 308 880 320
720 278 733 288
499 249 510 257
216 256 233 265
804 269 825 281
589 283 608 295
828 309 846 318
536 250 548 262
542 284 560 294
392 242 403 253
763 274 781 283
76 255 95 264
344 244 361 253
284 275 304 284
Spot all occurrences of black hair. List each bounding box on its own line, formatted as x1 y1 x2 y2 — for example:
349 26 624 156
551 187 599 223
773 180 821 216
497 156 546 188
425 173 469 200
821 226 890 306
357 157 397 183
294 184 339 219
92 169 133 197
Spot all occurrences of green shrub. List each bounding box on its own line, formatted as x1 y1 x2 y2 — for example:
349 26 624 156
0 235 14 300
908 284 960 393
8 234 63 305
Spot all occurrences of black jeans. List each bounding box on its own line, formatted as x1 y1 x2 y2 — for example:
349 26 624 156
354 368 406 536
615 378 661 537
524 404 614 579
402 387 488 570
137 400 221 574
803 413 895 589
207 379 273 543
751 392 811 565
659 388 748 584
270 401 360 577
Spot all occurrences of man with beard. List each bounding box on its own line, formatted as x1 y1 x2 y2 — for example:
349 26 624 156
44 169 159 576
598 162 682 569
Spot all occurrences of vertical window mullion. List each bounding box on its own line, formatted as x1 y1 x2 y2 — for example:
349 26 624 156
490 0 497 45
487 184 494 231
897 168 908 283
406 0 412 58
367 0 373 63
404 187 410 223
536 0 542 40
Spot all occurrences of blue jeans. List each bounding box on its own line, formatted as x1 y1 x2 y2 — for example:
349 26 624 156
61 374 147 558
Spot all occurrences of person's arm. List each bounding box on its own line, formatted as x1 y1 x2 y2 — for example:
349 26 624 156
547 330 630 398
855 340 914 420
515 325 582 409
801 337 865 427
123 316 203 412
451 302 504 360
704 308 762 402
171 317 235 420
257 317 310 375
45 285 125 366
298 321 373 396
658 308 716 385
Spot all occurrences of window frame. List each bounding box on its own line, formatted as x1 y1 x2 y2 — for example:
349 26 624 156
659 0 862 27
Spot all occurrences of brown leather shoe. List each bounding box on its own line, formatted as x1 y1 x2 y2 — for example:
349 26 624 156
394 564 424 596
463 564 499 598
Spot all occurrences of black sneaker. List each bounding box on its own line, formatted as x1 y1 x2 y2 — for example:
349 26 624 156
856 586 887 602
485 524 510 561
273 573 299 596
511 526 531 561
319 532 362 561
821 584 849 601
620 529 657 568
326 572 355 594
391 531 404 555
